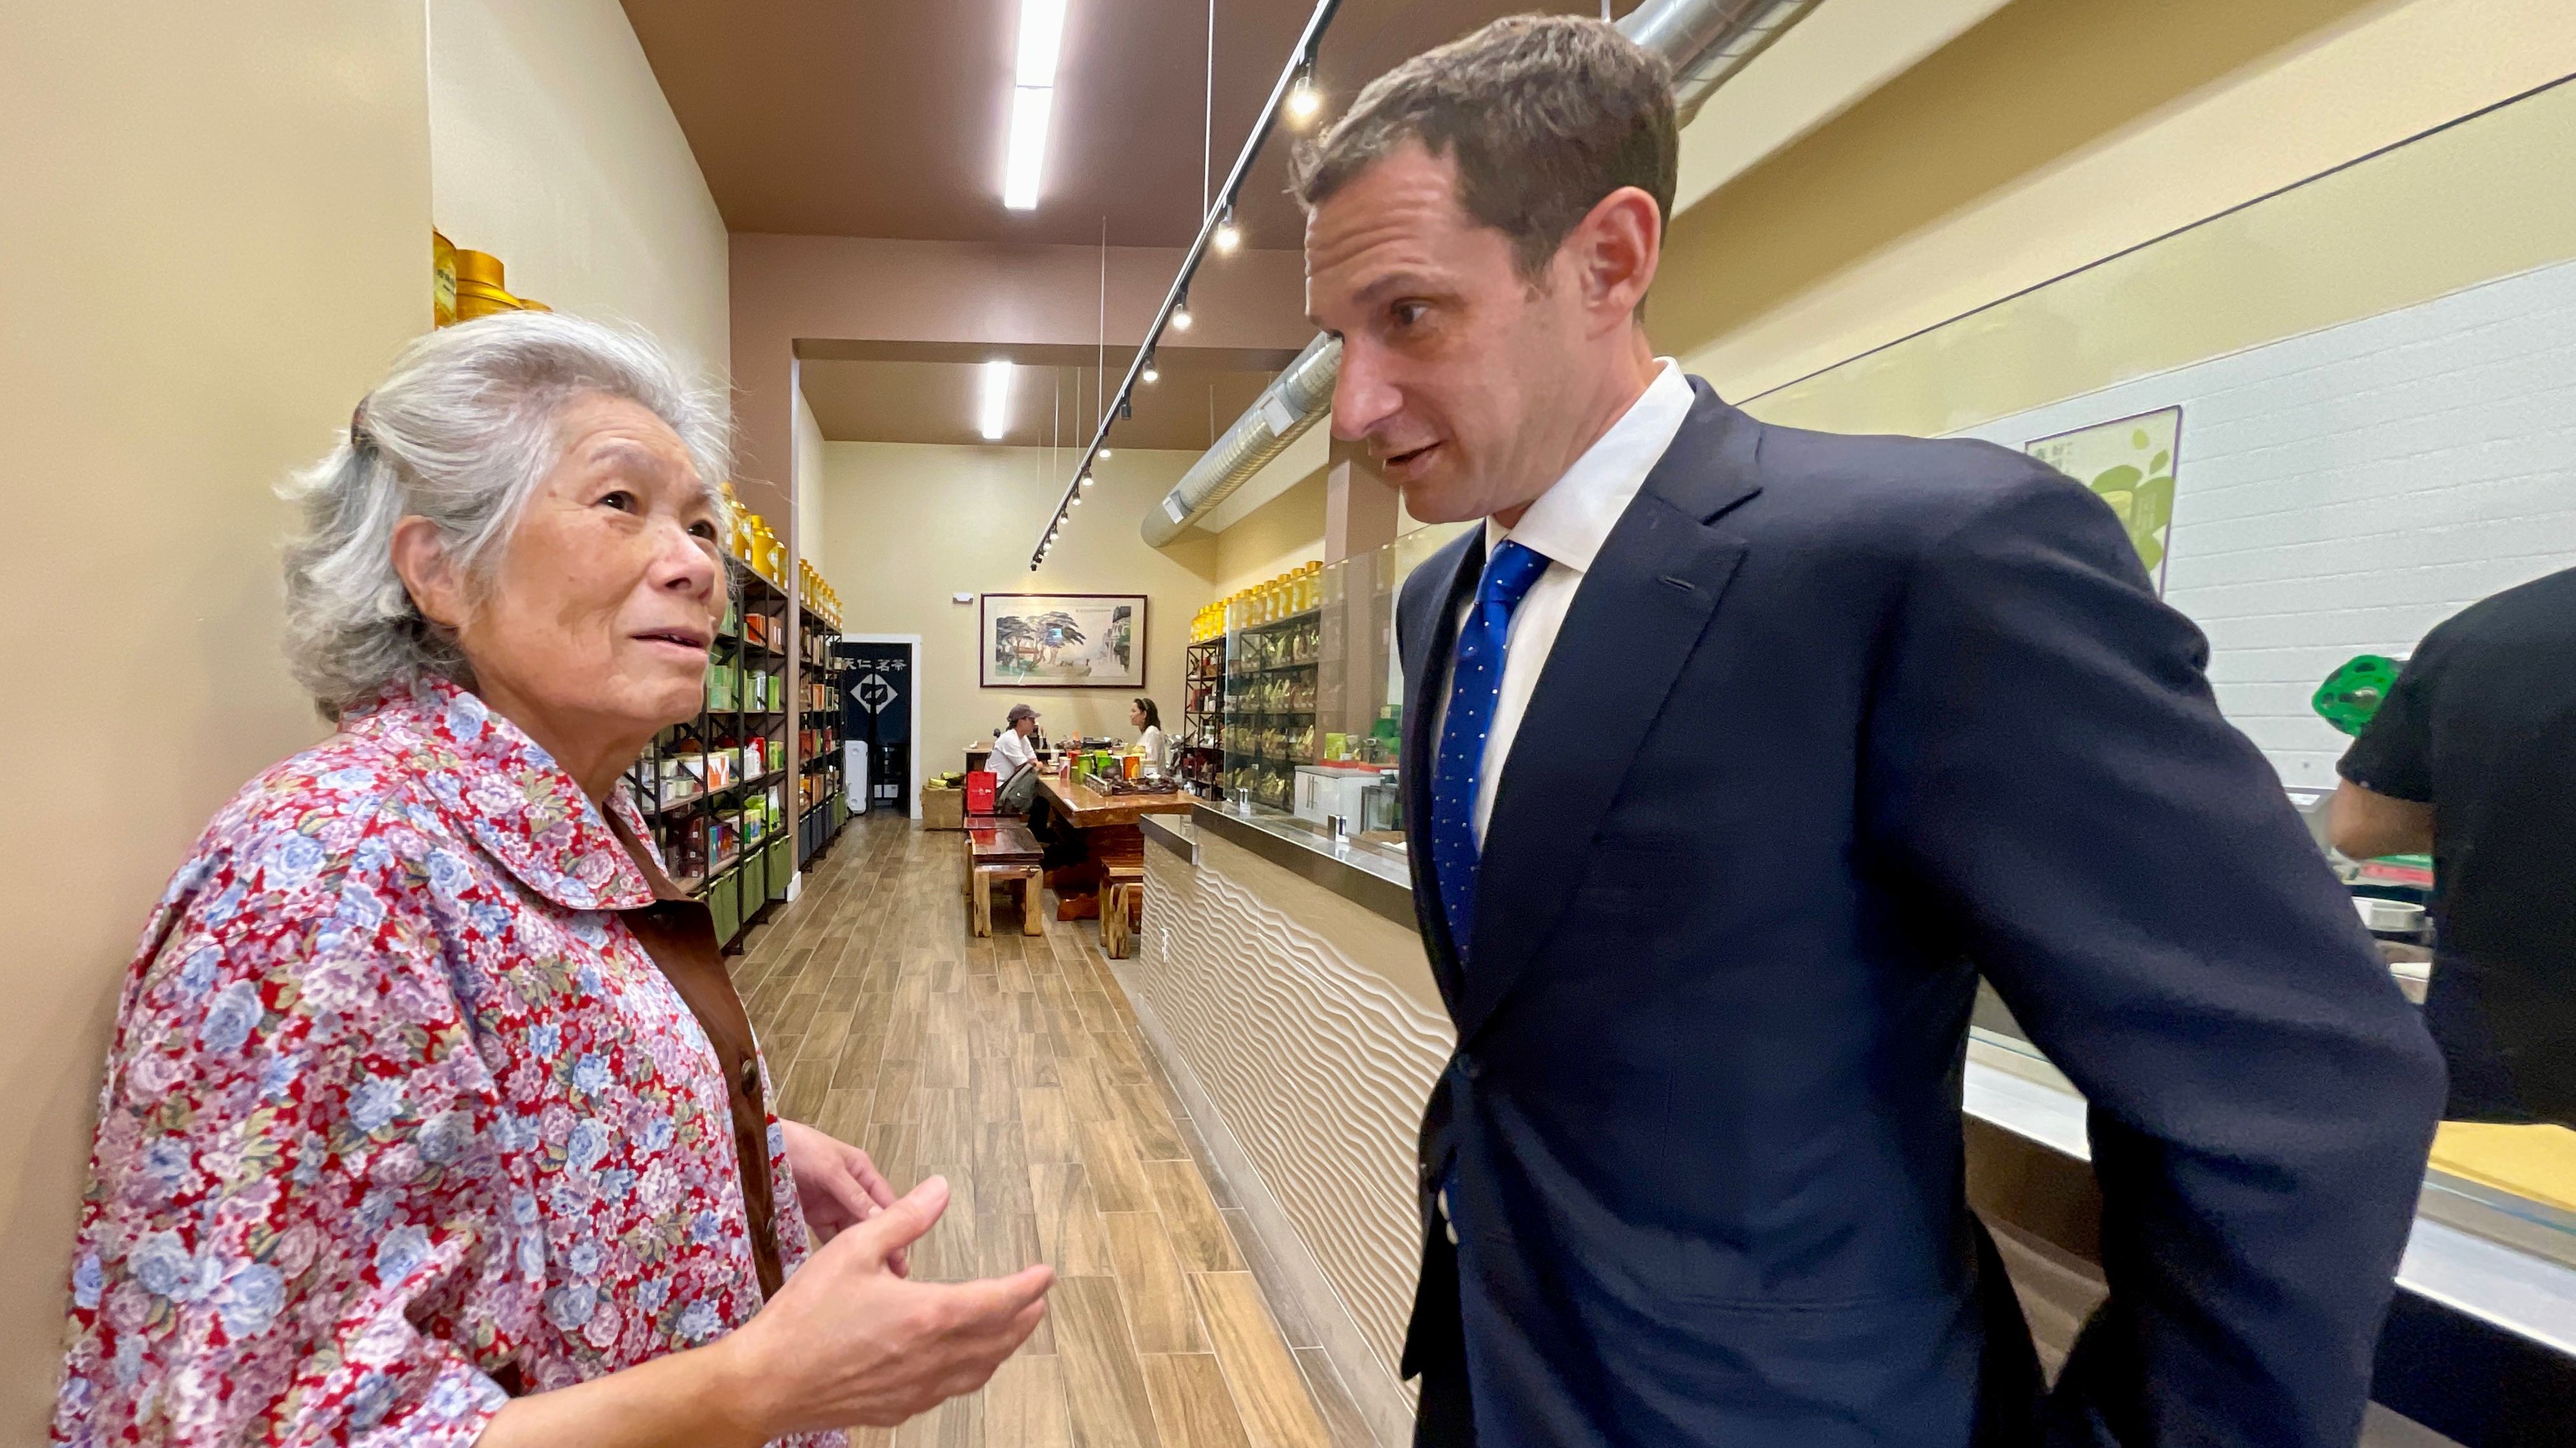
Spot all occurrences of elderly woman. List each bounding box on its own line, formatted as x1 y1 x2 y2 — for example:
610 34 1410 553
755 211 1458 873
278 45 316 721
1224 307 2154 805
54 314 1050 1446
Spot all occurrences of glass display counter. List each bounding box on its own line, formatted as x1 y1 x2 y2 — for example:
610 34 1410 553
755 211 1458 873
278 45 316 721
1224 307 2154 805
1219 524 1470 819
1219 593 1319 810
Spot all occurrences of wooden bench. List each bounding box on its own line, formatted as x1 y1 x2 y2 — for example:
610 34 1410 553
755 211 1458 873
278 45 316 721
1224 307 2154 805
964 819 1044 938
960 815 1014 898
1100 859 1146 959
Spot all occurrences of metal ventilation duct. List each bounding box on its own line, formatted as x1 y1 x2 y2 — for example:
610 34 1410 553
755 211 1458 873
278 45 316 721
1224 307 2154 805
1140 0 1821 547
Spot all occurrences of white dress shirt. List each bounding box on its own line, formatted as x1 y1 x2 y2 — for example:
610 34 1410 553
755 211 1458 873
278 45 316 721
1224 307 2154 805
987 727 1038 781
1138 724 1170 772
1440 359 1695 845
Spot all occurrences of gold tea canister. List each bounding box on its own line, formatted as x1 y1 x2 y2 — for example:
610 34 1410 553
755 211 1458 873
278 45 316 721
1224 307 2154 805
452 249 520 320
452 248 504 290
433 231 459 328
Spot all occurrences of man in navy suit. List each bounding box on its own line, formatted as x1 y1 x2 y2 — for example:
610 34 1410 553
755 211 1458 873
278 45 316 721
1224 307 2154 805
1292 17 2443 1447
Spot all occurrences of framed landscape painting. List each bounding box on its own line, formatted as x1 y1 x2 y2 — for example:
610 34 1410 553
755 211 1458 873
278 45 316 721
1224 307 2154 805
979 593 1147 689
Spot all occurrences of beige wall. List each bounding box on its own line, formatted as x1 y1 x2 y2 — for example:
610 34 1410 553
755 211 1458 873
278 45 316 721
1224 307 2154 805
428 0 731 404
793 378 828 574
0 6 431 1438
1659 0 2576 401
1747 72 2576 437
1213 473 1327 598
817 443 1219 766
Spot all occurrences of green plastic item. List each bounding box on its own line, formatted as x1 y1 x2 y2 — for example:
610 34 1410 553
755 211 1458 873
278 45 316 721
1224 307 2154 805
2312 654 2403 738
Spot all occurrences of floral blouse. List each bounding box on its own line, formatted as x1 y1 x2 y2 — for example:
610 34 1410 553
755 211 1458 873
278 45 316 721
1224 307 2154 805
54 675 838 1447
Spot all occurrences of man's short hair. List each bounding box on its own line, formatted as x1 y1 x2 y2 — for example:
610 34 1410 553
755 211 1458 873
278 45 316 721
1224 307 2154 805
1290 15 1676 283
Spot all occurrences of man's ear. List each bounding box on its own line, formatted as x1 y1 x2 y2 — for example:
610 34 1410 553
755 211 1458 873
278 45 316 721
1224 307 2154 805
388 516 466 631
1570 185 1663 327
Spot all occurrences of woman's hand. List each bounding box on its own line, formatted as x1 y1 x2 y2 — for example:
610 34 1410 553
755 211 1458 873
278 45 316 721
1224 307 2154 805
780 1119 900 1263
476 1175 1052 1448
720 1175 1054 1437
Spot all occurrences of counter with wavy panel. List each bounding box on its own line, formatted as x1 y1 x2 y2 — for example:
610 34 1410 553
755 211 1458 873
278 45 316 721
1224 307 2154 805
1126 826 1454 1440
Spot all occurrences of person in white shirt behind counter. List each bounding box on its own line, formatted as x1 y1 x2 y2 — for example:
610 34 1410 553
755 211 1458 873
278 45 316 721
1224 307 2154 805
1130 697 1168 775
988 702 1041 784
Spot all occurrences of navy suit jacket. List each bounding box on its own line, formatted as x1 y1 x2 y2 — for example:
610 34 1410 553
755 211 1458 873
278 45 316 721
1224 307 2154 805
1393 381 2445 1447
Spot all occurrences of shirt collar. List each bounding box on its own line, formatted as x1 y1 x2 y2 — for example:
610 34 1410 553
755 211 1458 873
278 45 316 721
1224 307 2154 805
345 673 656 912
1485 358 1694 575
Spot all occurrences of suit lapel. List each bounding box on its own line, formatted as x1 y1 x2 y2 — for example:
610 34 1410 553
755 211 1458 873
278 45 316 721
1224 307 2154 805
1400 527 1484 1012
1461 384 1762 1043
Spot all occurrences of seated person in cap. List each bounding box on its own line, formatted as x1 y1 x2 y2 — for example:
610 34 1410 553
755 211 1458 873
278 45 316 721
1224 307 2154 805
989 703 1041 787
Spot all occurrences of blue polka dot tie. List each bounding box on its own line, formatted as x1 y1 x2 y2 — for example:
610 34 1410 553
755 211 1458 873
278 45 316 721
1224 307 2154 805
1429 539 1552 964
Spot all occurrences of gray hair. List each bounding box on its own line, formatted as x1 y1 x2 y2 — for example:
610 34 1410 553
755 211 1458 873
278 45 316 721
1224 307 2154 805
1291 15 1675 284
280 311 729 720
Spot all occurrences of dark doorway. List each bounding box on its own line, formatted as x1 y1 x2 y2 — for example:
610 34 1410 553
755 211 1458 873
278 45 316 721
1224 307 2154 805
838 640 914 817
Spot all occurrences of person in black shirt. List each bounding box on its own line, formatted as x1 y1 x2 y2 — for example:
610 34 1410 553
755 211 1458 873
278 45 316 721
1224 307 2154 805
2333 563 2576 1126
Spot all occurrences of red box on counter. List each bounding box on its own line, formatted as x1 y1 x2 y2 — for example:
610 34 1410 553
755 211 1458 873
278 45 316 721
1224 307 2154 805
965 770 997 815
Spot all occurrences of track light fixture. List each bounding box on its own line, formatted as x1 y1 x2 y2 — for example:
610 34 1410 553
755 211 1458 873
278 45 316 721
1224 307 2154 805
1028 0 1342 565
1286 69 1322 125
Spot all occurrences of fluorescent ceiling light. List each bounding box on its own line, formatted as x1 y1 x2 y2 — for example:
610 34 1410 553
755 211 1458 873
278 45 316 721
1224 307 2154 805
1002 85 1054 210
1017 0 1067 87
1001 0 1066 209
977 359 1014 440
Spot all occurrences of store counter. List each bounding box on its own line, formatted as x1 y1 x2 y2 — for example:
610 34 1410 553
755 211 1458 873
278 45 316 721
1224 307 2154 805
1119 804 2576 1446
1126 806 1443 1444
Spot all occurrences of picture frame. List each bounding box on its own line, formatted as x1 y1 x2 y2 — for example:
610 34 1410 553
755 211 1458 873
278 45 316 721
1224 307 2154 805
978 592 1147 689
2026 405 2183 595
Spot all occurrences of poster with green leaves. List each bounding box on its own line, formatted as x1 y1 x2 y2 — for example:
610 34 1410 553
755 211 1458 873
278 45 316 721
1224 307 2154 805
2026 406 2181 593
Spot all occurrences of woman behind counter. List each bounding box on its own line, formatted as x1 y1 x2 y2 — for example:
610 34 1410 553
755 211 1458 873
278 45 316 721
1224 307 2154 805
1131 697 1168 775
53 313 1049 1446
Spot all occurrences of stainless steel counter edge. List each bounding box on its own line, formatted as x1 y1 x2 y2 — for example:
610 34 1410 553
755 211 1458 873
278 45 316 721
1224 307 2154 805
1145 806 2576 1386
1141 810 1198 862
1967 1033 2576 1365
1161 801 1420 928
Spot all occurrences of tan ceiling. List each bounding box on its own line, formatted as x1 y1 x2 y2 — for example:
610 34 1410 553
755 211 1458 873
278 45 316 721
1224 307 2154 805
801 351 1279 450
622 0 1608 249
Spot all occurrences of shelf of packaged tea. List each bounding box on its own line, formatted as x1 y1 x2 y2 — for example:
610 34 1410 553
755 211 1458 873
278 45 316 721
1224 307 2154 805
636 774 788 819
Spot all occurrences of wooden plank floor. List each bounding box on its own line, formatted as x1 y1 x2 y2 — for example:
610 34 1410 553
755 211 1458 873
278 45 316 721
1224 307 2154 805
732 814 1375 1447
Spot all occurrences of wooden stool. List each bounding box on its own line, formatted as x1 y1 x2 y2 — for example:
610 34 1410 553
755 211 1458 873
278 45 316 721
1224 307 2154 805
974 863 1044 937
966 821 1044 938
1101 861 1146 959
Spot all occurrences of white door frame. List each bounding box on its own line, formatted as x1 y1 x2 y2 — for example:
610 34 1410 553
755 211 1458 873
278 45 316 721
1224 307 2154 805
841 633 926 819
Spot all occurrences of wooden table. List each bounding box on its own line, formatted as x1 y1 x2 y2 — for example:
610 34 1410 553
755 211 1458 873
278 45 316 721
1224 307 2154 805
1036 773 1198 829
1034 774 1193 921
